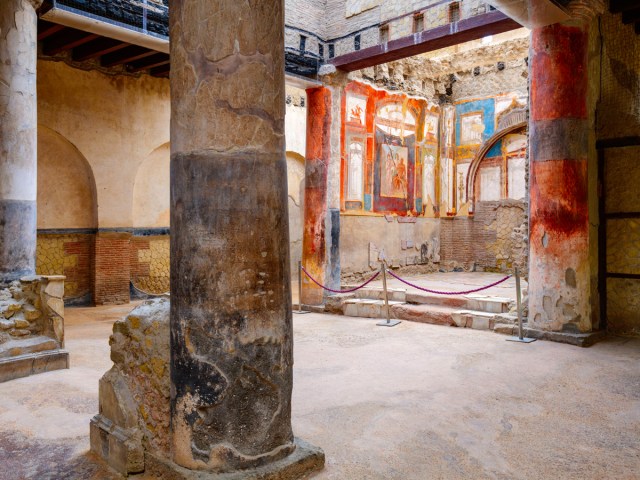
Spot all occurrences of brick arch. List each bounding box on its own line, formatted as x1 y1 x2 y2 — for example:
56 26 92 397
465 110 527 212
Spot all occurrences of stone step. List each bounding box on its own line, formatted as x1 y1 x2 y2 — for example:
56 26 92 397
390 304 458 327
391 304 497 330
341 286 406 302
342 298 406 319
405 292 513 314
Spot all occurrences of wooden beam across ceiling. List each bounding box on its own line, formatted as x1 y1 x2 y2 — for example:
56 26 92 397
150 63 170 77
127 53 170 73
37 20 65 41
330 10 521 72
43 29 99 56
72 37 129 62
101 45 158 68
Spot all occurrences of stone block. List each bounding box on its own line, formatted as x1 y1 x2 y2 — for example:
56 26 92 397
90 416 144 476
22 304 41 321
0 319 15 330
0 349 69 383
43 277 65 298
145 437 324 480
343 303 359 317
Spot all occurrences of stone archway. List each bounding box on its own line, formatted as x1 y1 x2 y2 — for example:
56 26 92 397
465 109 527 212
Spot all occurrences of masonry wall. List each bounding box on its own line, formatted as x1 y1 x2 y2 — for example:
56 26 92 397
339 31 530 278
35 59 312 304
36 59 170 304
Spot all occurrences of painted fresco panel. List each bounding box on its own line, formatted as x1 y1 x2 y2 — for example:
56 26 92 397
460 112 485 145
424 113 439 144
347 139 365 201
440 157 453 213
457 162 470 206
508 156 526 200
346 94 367 127
376 104 416 138
423 151 437 207
381 144 409 198
479 166 501 201
455 98 495 147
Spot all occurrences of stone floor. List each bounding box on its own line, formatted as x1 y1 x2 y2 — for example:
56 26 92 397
362 271 526 300
0 303 639 479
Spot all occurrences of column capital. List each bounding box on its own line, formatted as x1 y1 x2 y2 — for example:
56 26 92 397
568 0 605 22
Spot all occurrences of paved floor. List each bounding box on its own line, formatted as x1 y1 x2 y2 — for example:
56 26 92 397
0 303 638 479
362 271 526 300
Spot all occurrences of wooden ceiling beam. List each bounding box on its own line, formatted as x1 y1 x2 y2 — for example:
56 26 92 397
150 63 171 77
43 29 99 56
101 45 157 67
330 11 521 72
72 37 129 62
127 53 170 72
37 20 65 41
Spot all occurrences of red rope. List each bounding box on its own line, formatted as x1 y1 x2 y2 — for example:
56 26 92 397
385 269 512 295
301 266 380 294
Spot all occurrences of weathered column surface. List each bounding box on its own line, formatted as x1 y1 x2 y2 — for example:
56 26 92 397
528 3 602 334
169 0 323 476
301 87 332 306
0 0 41 282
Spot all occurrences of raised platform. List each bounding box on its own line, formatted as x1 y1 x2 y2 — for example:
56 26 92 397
0 348 69 383
144 438 325 480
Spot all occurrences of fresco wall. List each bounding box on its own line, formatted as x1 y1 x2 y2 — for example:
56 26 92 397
340 80 529 277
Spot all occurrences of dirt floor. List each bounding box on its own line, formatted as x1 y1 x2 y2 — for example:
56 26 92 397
0 302 639 479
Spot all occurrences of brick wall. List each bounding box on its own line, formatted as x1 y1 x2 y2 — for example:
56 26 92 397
440 199 527 274
36 233 95 304
94 232 132 305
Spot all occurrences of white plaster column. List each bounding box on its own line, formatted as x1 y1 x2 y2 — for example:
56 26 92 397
0 0 42 281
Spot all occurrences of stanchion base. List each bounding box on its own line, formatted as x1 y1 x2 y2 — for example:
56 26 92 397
293 311 312 315
377 320 401 327
506 336 537 343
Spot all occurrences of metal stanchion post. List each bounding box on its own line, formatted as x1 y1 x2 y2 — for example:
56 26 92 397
377 260 401 327
506 267 536 343
293 260 311 315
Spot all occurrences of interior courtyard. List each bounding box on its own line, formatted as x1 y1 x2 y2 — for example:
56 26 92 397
0 0 639 478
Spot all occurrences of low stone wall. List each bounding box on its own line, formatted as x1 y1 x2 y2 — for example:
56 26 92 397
90 298 170 475
340 215 441 282
0 275 68 382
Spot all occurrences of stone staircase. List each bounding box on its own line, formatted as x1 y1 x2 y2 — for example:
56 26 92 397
328 286 519 331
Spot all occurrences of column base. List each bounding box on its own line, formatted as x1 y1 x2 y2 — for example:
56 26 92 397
496 325 607 347
145 438 325 480
0 348 69 383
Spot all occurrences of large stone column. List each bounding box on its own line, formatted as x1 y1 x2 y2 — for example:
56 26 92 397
301 87 332 306
169 0 322 476
528 2 603 334
0 0 41 282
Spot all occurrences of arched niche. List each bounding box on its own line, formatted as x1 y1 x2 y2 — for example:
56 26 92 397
37 126 98 229
465 109 527 212
132 142 170 228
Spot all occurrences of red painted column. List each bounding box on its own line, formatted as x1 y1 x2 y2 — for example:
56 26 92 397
528 19 594 333
301 87 332 306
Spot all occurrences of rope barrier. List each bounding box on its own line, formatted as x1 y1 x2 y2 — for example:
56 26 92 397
385 269 512 295
301 265 380 294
